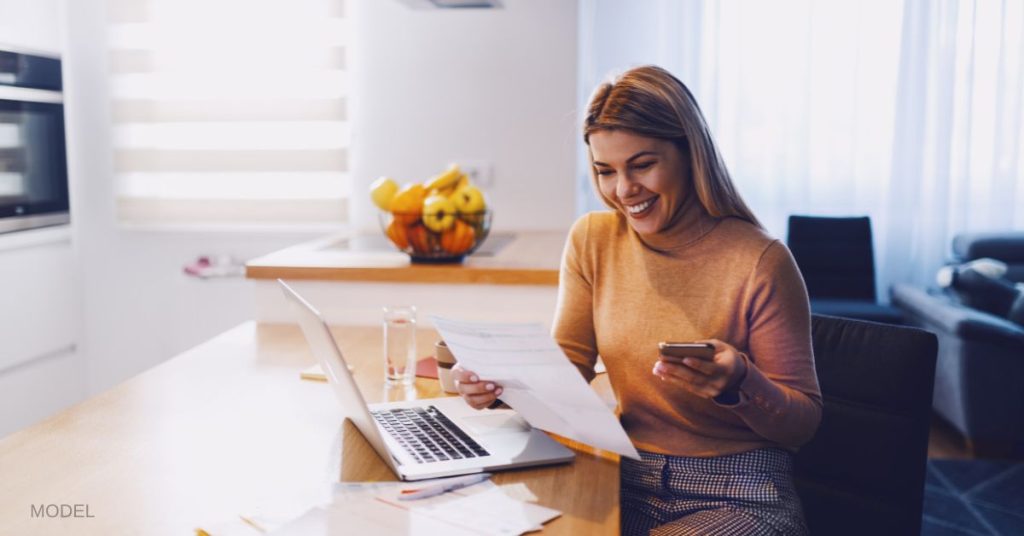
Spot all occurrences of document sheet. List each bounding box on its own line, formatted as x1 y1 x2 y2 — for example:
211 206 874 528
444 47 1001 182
269 480 560 536
431 317 640 460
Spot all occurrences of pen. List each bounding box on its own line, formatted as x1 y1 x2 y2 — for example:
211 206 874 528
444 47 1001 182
397 472 492 501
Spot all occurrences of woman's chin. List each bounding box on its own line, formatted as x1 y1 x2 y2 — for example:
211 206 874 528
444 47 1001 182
626 216 663 236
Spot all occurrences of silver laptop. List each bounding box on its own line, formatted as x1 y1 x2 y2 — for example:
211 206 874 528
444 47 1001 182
279 279 575 481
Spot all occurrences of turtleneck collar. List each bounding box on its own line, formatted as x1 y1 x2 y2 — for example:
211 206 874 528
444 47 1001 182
631 190 720 252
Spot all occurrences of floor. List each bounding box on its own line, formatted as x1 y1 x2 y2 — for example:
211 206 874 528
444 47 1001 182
927 416 1024 461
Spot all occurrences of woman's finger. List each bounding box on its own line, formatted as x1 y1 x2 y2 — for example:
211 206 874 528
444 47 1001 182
452 366 479 384
676 356 718 376
654 361 708 386
464 387 504 409
459 380 501 396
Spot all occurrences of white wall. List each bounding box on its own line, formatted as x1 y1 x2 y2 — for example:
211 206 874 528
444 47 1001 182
349 0 579 233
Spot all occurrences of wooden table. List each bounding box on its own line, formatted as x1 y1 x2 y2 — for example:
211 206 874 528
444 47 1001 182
245 231 566 286
0 322 619 535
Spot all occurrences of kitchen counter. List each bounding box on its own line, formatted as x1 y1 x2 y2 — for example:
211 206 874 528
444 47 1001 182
245 230 566 286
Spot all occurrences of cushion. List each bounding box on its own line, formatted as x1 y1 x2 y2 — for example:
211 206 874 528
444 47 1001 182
955 268 1019 316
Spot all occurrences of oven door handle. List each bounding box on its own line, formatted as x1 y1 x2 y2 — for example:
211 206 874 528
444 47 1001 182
0 86 62 104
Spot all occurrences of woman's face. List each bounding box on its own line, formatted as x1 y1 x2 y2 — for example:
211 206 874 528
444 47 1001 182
589 129 690 236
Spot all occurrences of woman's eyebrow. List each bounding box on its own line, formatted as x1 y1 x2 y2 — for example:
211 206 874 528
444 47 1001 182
593 151 658 167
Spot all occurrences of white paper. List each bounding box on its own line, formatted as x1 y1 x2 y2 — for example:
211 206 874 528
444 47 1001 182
430 317 640 460
270 480 559 536
500 483 539 503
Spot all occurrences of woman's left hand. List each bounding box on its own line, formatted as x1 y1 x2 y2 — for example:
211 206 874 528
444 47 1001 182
652 339 748 399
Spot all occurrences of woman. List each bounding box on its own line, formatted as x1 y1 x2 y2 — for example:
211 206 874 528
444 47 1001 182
454 65 821 535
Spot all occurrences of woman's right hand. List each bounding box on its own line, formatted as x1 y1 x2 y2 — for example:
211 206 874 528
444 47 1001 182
452 364 503 410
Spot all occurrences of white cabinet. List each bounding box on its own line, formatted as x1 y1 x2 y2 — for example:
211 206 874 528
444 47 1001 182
0 227 77 372
0 226 81 438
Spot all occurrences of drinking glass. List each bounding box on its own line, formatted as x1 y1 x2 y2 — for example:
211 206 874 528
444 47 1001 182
382 305 417 385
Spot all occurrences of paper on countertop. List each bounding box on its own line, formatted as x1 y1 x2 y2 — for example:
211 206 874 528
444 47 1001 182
500 482 539 503
271 479 558 536
430 316 640 460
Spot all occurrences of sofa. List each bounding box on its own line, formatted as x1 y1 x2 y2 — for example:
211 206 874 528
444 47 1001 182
891 232 1024 453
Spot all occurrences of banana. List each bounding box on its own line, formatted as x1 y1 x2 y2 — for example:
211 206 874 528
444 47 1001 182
424 164 462 192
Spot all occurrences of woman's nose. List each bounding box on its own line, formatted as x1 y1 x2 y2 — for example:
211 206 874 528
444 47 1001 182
616 176 640 199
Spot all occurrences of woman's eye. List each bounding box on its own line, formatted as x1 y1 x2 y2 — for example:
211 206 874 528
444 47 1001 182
595 168 614 176
633 161 655 170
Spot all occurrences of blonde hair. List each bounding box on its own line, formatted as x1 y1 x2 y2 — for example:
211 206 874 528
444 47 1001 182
583 65 762 228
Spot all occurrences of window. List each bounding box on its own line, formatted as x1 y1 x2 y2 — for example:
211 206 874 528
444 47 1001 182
106 0 349 227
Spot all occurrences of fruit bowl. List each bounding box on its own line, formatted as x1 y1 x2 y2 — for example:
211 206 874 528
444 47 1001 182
379 210 492 263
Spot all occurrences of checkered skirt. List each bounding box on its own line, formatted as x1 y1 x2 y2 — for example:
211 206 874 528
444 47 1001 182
621 448 809 535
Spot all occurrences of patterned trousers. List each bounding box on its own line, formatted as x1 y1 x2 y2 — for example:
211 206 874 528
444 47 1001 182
621 448 809 536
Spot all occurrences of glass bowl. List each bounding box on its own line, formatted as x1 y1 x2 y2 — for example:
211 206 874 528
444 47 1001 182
379 210 492 263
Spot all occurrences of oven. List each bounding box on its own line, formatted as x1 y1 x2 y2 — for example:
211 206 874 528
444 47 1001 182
0 49 69 234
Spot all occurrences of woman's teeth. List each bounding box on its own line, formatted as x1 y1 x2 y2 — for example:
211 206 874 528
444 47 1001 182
627 198 655 214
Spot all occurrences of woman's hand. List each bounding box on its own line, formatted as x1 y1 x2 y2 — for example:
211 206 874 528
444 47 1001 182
652 339 748 399
452 364 504 410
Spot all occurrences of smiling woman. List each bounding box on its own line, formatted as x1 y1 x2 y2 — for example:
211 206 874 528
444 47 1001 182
568 66 821 535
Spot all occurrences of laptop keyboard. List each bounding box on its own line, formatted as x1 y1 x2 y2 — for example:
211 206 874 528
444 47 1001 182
372 406 490 464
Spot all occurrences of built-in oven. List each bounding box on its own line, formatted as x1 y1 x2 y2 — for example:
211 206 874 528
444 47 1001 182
0 49 69 234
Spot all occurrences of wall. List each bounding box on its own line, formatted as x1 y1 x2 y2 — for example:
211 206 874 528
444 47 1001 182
349 0 580 233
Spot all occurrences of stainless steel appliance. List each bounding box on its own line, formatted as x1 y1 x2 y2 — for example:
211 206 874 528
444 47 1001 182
0 49 69 234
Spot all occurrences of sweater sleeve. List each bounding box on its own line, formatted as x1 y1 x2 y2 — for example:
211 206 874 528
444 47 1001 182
552 215 599 383
720 240 823 447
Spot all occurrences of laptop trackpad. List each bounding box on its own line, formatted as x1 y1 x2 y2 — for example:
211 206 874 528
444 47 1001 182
461 412 531 435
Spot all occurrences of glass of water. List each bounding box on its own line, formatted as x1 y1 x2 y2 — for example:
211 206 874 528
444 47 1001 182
382 305 417 385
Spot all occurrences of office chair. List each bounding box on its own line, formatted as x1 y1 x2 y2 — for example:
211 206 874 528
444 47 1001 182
794 314 938 536
786 215 903 324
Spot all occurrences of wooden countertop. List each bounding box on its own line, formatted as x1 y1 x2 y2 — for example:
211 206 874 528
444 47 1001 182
0 322 619 535
245 230 566 286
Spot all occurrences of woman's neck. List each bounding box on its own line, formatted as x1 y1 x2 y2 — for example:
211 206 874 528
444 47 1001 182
633 192 719 252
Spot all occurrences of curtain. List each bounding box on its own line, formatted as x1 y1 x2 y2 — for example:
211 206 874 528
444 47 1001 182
105 0 350 226
578 0 1024 296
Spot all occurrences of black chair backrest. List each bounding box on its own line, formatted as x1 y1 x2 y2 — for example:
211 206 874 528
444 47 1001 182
794 315 937 536
787 215 877 301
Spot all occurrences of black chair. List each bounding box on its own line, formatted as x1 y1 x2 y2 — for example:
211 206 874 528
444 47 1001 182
794 314 938 536
786 215 903 324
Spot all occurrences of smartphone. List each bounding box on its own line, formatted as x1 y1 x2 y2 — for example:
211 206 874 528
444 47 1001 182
658 342 716 363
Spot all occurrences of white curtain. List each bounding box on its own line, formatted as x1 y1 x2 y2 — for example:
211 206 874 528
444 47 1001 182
105 0 351 226
578 0 1024 297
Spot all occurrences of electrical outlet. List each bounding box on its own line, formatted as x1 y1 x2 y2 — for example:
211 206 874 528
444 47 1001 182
458 160 493 188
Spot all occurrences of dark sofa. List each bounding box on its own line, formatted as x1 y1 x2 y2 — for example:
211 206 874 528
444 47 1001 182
891 232 1024 452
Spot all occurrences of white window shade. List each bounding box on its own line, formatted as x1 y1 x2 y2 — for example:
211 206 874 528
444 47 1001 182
106 0 349 226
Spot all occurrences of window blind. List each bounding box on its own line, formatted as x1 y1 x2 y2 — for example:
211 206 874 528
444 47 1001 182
106 0 349 226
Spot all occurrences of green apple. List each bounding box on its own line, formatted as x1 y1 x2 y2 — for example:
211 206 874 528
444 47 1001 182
452 185 486 214
422 194 457 232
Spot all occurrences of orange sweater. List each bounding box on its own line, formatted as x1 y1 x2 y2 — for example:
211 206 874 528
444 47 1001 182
553 209 822 457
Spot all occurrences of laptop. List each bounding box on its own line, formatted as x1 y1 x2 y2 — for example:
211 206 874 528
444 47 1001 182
279 279 575 481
